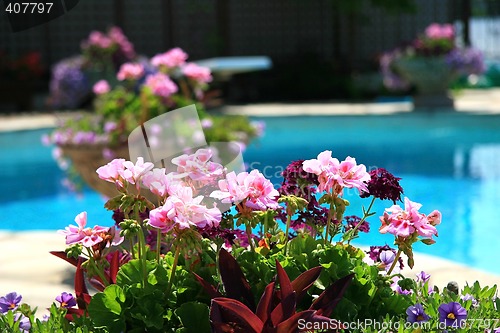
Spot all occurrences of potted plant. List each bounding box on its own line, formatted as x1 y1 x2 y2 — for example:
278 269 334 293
380 23 485 109
45 28 261 197
1 149 499 332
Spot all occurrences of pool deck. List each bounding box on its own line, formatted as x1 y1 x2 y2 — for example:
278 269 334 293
1 89 500 316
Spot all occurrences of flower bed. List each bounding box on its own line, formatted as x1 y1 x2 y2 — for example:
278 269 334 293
1 148 499 332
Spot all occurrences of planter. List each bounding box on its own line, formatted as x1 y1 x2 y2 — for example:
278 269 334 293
394 57 456 109
60 144 130 198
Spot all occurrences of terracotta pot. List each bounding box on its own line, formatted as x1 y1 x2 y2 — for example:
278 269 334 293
60 144 130 199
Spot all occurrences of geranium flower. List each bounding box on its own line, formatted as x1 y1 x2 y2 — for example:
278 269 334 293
96 158 126 188
379 197 438 240
406 303 430 323
56 292 77 308
425 23 454 40
171 148 225 185
93 80 110 95
0 292 22 313
120 157 155 186
117 63 144 81
211 170 279 211
142 168 182 197
144 72 178 98
59 211 113 248
438 302 467 327
182 63 212 84
302 151 370 195
151 47 188 69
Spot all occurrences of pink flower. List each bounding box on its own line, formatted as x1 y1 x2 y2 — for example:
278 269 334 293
117 63 144 81
425 23 454 40
87 31 113 49
302 151 370 195
427 210 442 226
144 72 178 98
120 157 155 186
59 212 109 247
211 170 279 211
379 198 438 240
182 63 212 84
148 186 222 231
151 47 188 69
96 158 126 188
171 148 225 185
142 168 183 197
93 80 110 95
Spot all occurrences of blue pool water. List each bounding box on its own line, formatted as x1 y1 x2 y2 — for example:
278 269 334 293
1 113 500 274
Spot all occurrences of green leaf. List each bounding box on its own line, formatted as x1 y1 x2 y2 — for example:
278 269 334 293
175 302 211 333
88 285 126 333
116 259 156 286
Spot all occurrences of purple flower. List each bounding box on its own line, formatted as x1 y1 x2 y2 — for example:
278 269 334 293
416 271 431 284
14 313 31 332
0 292 22 313
360 168 403 204
438 302 467 328
366 245 404 270
406 303 430 323
56 292 77 308
460 293 478 307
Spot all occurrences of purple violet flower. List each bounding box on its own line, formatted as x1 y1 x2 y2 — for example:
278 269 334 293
56 292 77 308
360 168 403 204
406 303 430 323
14 313 31 332
0 292 22 313
438 302 467 328
416 271 431 284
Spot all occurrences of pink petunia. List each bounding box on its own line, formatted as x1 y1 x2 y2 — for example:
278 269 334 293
93 80 111 95
151 47 188 69
144 72 178 98
182 63 212 84
117 63 144 81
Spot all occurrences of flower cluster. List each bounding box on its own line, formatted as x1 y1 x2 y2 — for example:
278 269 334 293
380 23 485 91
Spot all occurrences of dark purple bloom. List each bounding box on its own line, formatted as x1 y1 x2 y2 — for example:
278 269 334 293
360 168 403 204
343 215 370 233
279 159 318 200
55 292 77 308
406 303 430 323
438 302 467 328
0 292 22 313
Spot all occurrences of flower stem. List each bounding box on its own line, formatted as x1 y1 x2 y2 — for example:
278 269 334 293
284 212 292 254
246 223 255 252
166 245 181 296
387 248 402 275
156 230 162 263
324 200 335 245
346 196 376 244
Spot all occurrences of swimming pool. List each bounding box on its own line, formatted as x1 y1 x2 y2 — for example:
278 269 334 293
1 113 500 274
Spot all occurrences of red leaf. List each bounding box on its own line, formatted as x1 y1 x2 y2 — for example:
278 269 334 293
291 266 322 301
275 260 293 301
218 248 256 311
193 272 223 299
310 273 354 317
109 251 120 284
255 282 275 323
74 259 91 311
269 292 296 327
50 251 81 267
211 298 263 333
